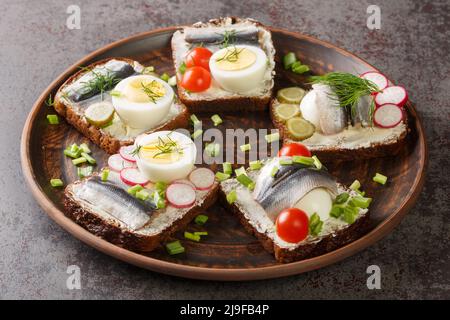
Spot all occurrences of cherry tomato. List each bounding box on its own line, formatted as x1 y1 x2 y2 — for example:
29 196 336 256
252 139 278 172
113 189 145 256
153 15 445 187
277 142 311 157
276 208 309 243
180 66 211 92
185 47 213 71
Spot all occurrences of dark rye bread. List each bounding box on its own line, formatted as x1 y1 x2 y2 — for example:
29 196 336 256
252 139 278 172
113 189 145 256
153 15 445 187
64 177 219 252
270 98 409 161
54 58 190 154
171 17 275 113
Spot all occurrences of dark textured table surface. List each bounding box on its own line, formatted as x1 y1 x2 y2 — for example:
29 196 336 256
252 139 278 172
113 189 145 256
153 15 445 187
1 0 448 299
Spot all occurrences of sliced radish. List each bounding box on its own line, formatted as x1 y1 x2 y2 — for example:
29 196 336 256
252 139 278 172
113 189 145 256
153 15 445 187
166 183 196 208
373 103 404 128
108 154 136 172
120 167 149 186
172 179 196 189
375 86 408 107
119 145 137 163
360 71 389 90
189 168 215 191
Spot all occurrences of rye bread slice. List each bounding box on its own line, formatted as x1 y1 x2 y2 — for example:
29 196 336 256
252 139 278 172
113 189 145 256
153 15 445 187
64 173 219 252
171 17 275 113
54 57 190 154
219 167 370 263
270 98 409 161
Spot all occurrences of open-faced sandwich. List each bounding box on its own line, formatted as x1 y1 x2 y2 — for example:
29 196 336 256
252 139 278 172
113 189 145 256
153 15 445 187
219 143 371 263
271 71 409 160
171 17 276 113
54 58 190 154
64 131 218 252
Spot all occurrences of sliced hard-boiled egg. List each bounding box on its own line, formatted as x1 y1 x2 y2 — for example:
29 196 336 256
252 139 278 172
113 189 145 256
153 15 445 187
111 75 174 129
135 131 196 183
209 45 268 94
294 187 333 221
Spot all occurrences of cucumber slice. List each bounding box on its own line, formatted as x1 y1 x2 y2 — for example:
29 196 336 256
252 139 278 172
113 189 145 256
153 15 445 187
286 117 315 140
84 101 115 127
277 87 306 104
275 103 300 121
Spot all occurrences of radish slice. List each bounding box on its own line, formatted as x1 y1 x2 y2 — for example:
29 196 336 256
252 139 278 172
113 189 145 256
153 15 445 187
360 71 389 90
108 154 136 172
120 167 149 186
375 86 408 107
189 168 215 191
373 103 404 128
166 183 196 208
172 179 196 189
119 145 137 163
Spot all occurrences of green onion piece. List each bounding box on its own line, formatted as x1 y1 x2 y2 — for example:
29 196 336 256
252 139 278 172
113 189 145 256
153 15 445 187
292 156 314 166
50 178 64 188
64 149 80 159
154 181 167 192
279 158 293 166
184 231 201 242
205 143 220 157
356 189 366 196
270 166 279 177
211 114 223 126
343 206 359 224
190 114 201 126
240 143 251 152
290 61 302 70
77 166 93 178
309 213 320 226
79 143 91 154
283 52 297 70
349 196 372 209
265 132 280 143
160 73 170 82
222 162 232 175
142 66 155 74
373 173 388 185
237 174 254 189
101 169 109 182
349 180 361 191
136 189 150 201
234 167 247 177
72 157 87 166
330 204 344 218
81 152 96 165
292 64 310 74
194 231 208 236
109 90 121 97
194 214 209 226
191 129 203 139
152 190 166 209
70 143 79 153
166 241 185 255
309 213 323 236
311 220 323 236
248 182 256 191
47 114 59 125
334 192 350 204
249 160 262 171
226 190 237 204
215 171 230 182
168 76 177 86
127 184 144 196
179 62 187 74
312 155 322 170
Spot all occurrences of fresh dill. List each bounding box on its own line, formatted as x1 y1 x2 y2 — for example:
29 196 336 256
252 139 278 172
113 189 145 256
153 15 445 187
45 94 54 107
216 29 237 48
153 134 184 158
141 81 165 103
79 67 121 100
130 145 142 158
216 46 244 63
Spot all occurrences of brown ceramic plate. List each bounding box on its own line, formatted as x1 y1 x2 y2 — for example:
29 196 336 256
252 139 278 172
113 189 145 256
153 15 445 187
21 26 427 281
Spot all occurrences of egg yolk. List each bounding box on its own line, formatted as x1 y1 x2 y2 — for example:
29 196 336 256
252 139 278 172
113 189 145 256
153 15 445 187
124 78 166 103
140 140 182 164
215 47 256 71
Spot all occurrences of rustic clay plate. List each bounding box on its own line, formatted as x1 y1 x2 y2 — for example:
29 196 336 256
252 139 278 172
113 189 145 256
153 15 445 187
21 26 427 281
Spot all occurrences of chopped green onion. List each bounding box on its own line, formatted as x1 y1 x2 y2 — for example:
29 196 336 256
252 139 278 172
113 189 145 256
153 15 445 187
234 167 247 177
81 152 96 165
194 231 208 236
194 214 209 226
330 204 344 218
270 166 279 177
154 181 167 193
179 62 187 74
349 196 372 209
168 76 177 86
191 129 203 139
184 231 201 242
127 184 144 196
205 143 220 157
240 143 251 152
152 190 166 209
101 169 109 181
77 166 93 178
343 206 359 224
292 64 310 74
265 132 280 143
166 241 185 255
222 162 232 175
356 189 366 196
292 156 314 166
69 144 79 153
64 149 80 159
249 160 262 171
211 114 223 126
309 213 320 226
311 220 323 236
50 178 64 188
237 174 254 190
109 90 121 97
47 114 59 125
308 213 323 236
190 114 201 126
312 155 322 170
283 52 297 70
160 73 170 82
349 180 361 191
142 66 155 74
215 171 230 182
279 158 293 166
226 190 237 204
334 192 349 204
136 189 150 201
290 61 302 70
79 143 91 154
373 173 388 185
72 157 87 166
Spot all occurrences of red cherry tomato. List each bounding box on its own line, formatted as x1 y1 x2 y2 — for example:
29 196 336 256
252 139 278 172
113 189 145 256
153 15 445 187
180 66 211 92
185 47 213 71
278 143 311 157
276 208 309 243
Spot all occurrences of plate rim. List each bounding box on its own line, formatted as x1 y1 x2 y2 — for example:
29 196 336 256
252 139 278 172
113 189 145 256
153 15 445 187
20 25 428 281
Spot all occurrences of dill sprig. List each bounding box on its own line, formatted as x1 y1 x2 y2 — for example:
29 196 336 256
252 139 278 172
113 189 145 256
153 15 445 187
216 46 244 63
79 67 121 100
309 72 381 119
216 29 237 48
45 94 54 107
130 145 142 158
153 134 184 158
141 81 164 103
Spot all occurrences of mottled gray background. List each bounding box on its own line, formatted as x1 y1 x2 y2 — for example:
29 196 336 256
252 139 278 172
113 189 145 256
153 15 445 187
0 0 448 299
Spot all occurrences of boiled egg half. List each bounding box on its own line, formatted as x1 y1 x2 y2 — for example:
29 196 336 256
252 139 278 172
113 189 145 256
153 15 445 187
135 131 196 183
209 45 267 94
112 75 173 129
